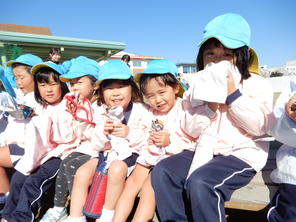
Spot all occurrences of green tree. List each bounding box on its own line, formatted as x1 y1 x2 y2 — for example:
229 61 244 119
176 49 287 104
270 71 284 77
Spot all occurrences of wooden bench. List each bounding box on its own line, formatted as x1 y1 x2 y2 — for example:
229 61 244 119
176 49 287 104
225 140 281 211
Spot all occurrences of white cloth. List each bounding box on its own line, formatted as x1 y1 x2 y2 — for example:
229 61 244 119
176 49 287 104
105 106 131 166
188 60 241 104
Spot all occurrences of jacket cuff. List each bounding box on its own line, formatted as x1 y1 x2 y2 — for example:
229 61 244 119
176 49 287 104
226 89 242 105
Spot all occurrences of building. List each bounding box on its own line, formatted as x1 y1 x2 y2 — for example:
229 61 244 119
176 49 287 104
0 23 126 66
108 51 163 75
176 63 196 75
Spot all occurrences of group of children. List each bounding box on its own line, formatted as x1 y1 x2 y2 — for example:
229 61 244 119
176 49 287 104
0 12 295 222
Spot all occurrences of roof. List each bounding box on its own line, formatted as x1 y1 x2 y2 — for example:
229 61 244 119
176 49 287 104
0 31 126 63
110 51 163 60
0 23 52 35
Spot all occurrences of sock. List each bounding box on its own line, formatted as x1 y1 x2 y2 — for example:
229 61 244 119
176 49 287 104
99 206 114 222
53 206 65 212
66 216 87 222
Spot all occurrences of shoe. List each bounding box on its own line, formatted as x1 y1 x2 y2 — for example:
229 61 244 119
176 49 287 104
39 207 68 222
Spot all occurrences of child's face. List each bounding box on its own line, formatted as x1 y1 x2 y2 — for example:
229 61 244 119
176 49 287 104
70 76 97 100
203 43 236 67
102 82 132 110
144 78 178 114
13 65 34 95
50 53 61 63
37 75 62 105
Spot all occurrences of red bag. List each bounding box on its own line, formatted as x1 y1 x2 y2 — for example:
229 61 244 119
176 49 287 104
83 161 108 219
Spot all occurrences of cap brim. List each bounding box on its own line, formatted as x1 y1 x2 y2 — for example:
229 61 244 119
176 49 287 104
59 72 86 82
198 36 246 49
6 60 19 66
135 72 187 98
31 64 52 75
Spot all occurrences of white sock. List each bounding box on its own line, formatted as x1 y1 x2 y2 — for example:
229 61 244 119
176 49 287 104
53 206 65 211
66 216 87 222
99 206 114 222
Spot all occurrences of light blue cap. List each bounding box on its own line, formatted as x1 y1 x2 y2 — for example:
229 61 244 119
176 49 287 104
135 59 178 81
31 62 65 76
60 56 100 82
199 13 251 49
135 59 187 97
96 60 133 86
0 65 16 98
6 54 43 67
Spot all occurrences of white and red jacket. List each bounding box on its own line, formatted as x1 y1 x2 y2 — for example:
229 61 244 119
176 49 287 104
184 64 275 175
137 98 197 167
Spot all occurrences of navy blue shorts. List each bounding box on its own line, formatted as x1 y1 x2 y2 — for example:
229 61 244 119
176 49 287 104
98 152 139 168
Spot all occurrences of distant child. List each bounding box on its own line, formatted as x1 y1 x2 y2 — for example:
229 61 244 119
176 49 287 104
40 56 100 222
113 59 196 222
267 78 296 222
64 60 147 222
47 47 62 64
151 13 275 222
0 54 42 210
1 62 72 222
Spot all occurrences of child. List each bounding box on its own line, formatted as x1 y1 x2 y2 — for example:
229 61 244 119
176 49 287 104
40 56 100 222
1 61 73 222
64 60 147 222
0 54 42 210
112 59 196 222
47 47 62 64
267 78 296 222
151 13 275 222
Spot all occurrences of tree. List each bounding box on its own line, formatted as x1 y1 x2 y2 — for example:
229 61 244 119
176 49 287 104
270 71 284 77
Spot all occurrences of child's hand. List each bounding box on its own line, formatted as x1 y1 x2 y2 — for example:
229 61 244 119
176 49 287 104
103 119 114 135
208 102 219 112
150 131 170 147
285 98 296 121
111 124 130 138
227 70 237 96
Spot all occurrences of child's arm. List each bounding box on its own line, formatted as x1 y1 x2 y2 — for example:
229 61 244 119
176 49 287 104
180 92 213 139
226 75 274 136
272 78 296 147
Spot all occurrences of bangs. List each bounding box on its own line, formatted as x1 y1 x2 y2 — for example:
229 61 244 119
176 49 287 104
35 68 60 83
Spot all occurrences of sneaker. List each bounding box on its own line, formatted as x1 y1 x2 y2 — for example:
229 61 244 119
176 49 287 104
39 207 68 222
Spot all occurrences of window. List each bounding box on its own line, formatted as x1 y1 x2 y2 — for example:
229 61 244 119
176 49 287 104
133 61 142 67
183 66 190 73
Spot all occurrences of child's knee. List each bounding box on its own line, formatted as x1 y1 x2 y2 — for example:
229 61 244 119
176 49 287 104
108 161 128 180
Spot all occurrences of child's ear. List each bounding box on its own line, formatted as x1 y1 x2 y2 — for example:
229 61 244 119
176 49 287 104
174 84 180 95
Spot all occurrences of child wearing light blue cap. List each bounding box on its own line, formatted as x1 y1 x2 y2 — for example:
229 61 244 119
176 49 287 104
267 79 296 222
113 59 195 222
1 61 75 222
6 53 43 108
151 13 274 222
60 56 100 103
66 60 149 222
40 56 101 222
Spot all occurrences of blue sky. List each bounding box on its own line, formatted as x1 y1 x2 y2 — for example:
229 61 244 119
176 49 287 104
1 0 295 68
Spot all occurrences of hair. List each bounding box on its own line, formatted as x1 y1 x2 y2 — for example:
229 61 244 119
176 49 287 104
34 67 69 105
196 38 251 80
49 47 61 55
121 54 131 63
96 77 143 106
11 63 31 73
139 73 179 95
86 75 97 85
